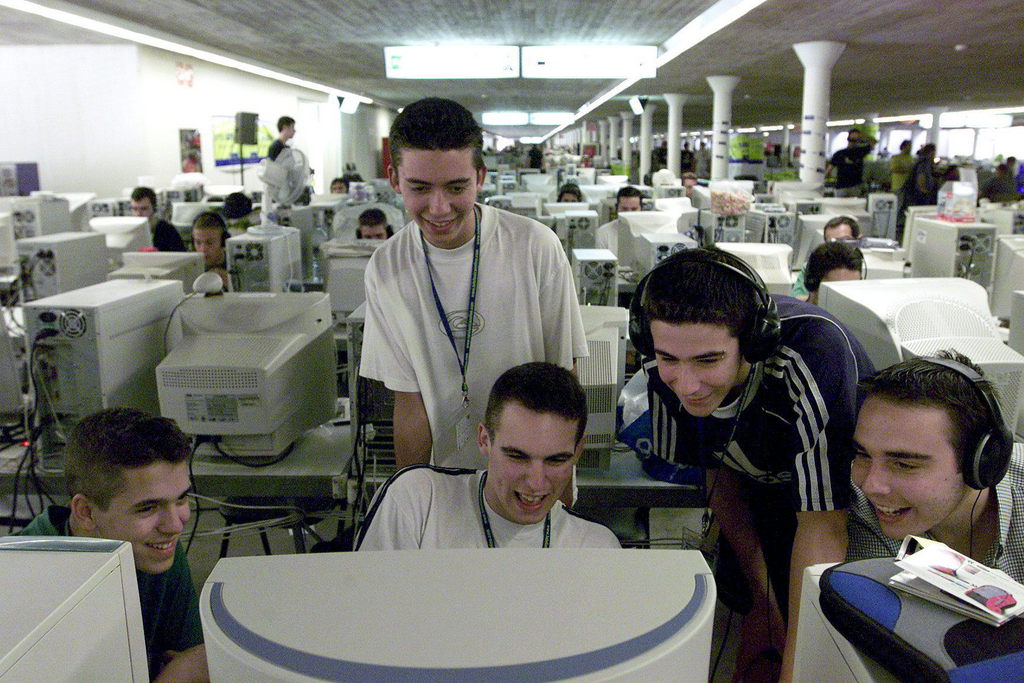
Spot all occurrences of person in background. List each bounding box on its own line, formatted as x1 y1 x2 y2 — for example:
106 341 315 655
979 164 1021 203
528 144 543 169
556 183 584 203
356 363 619 550
595 185 644 256
791 215 861 299
826 128 877 198
191 211 229 290
846 351 1024 583
357 208 393 240
682 171 699 201
359 97 586 471
267 116 295 162
888 140 914 194
221 192 257 232
803 241 864 306
130 187 187 252
330 177 348 195
13 408 208 682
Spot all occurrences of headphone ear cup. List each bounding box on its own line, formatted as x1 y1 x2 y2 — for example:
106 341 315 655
740 297 781 363
628 271 655 358
967 423 1013 490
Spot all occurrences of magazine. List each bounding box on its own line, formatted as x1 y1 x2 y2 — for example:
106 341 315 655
889 536 1024 627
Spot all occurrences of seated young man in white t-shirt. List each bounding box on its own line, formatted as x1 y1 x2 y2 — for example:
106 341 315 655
356 362 620 550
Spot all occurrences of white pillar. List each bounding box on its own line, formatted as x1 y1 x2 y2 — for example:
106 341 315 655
640 103 656 185
606 116 620 163
783 125 792 166
620 111 634 173
663 93 687 177
599 119 609 161
706 76 740 181
792 40 846 185
926 106 946 146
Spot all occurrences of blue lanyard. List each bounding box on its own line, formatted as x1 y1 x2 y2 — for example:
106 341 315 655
478 472 551 548
420 207 481 400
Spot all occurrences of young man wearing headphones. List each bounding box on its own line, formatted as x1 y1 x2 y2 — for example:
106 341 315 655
803 241 865 305
191 211 229 290
630 247 873 679
846 351 1024 583
791 215 861 300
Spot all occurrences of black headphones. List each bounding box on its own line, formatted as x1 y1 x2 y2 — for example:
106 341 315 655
629 248 781 363
923 357 1013 490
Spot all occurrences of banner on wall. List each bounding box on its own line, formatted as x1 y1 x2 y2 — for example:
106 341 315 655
211 115 275 167
179 129 202 173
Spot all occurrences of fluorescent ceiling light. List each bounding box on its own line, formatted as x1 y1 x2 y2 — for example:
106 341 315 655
529 112 574 125
827 119 858 127
629 97 645 116
940 111 1013 128
786 124 796 130
522 46 656 79
482 111 529 126
657 0 771 68
2 0 372 104
872 114 923 123
735 127 757 133
384 45 519 79
519 137 545 144
759 125 784 131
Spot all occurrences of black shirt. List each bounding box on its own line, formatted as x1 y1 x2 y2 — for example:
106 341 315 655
153 219 187 252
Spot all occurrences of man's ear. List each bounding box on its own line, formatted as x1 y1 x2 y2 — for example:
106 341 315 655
477 423 490 452
387 163 400 192
476 165 488 190
69 493 98 533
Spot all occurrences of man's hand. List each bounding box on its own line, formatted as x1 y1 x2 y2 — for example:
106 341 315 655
155 644 209 682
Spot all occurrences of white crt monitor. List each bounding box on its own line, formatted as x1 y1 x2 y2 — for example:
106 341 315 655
156 292 337 457
716 243 793 296
89 216 153 264
544 201 590 216
0 536 148 681
202 549 715 682
108 251 206 294
991 236 1024 320
618 211 680 272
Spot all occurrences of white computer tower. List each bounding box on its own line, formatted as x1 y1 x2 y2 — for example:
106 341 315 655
17 231 109 302
746 208 798 248
9 195 71 239
634 233 697 275
161 187 202 206
910 218 996 287
555 209 599 252
0 212 15 275
783 198 823 216
577 305 628 470
108 251 205 294
571 248 618 307
23 280 183 455
979 206 1024 237
867 193 898 240
0 537 148 682
653 185 687 199
276 205 331 281
226 225 302 292
87 197 131 218
699 210 747 244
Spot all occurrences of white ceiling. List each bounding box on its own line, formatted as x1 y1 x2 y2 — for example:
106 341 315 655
3 0 1024 140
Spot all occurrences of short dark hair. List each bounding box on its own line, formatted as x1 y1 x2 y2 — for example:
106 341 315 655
899 140 912 151
557 183 583 202
357 208 393 237
859 350 1000 470
389 98 484 171
192 210 227 233
130 187 157 207
277 116 295 132
65 408 190 509
805 241 864 293
641 247 758 339
484 363 587 444
823 215 861 239
616 185 644 210
330 177 348 192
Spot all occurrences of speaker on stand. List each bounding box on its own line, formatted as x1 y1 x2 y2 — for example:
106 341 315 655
235 112 258 189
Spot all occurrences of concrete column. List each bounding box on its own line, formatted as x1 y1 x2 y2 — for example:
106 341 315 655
599 119 609 161
640 103 657 185
926 106 946 146
792 40 846 185
663 93 687 177
606 116 619 163
783 125 792 166
705 76 740 181
620 111 634 173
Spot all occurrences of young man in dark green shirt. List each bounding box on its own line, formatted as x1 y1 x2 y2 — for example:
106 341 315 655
15 408 207 681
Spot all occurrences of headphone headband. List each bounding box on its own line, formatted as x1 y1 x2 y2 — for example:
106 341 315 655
628 248 781 363
922 356 1013 490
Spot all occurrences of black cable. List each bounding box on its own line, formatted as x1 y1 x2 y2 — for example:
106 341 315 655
185 436 203 555
213 440 294 467
710 608 734 680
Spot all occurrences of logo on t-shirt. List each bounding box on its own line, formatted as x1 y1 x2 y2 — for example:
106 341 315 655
440 309 485 340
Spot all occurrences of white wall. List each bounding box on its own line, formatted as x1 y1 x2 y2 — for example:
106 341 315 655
0 45 144 197
0 43 367 198
341 104 394 180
